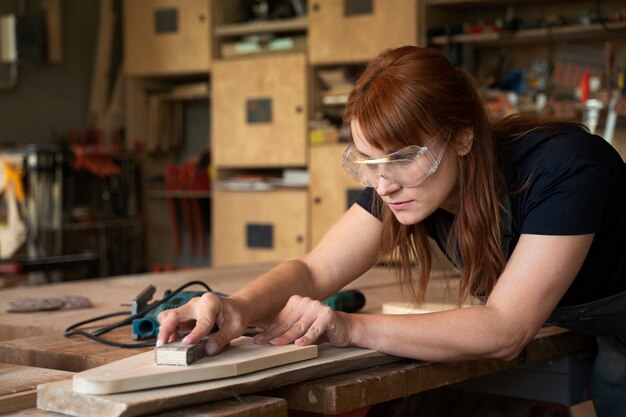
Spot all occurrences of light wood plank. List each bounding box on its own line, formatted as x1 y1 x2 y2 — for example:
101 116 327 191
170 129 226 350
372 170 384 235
38 344 398 417
74 337 318 394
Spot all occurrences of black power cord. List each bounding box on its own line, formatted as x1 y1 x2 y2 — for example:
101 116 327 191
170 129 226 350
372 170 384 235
64 280 213 348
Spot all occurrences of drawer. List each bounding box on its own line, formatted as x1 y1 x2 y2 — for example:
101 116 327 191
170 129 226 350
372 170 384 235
212 53 308 167
212 190 308 266
308 0 418 65
124 0 211 75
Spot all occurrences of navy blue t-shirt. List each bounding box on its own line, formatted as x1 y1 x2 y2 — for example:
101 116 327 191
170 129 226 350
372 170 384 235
357 125 626 306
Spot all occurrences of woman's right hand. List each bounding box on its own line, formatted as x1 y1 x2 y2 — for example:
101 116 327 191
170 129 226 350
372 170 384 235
156 292 249 356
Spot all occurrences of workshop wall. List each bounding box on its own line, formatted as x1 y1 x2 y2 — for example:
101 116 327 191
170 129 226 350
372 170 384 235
0 0 97 144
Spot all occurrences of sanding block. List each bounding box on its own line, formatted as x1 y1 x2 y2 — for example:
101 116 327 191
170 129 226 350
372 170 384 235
155 340 207 366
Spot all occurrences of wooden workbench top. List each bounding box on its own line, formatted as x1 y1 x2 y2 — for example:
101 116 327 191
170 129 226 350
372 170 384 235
0 265 594 417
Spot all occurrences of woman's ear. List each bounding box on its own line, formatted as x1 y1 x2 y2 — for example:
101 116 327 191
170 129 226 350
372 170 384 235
456 128 474 156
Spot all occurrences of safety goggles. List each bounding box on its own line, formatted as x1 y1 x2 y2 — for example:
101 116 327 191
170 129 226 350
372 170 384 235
341 139 447 187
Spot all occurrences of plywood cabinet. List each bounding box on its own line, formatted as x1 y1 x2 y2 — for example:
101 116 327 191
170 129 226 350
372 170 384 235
308 0 419 65
309 144 364 248
212 53 308 168
124 0 211 76
212 190 308 266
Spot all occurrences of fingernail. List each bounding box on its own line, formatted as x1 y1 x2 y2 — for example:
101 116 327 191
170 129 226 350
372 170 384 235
182 335 191 344
206 342 217 355
253 335 266 344
155 340 162 347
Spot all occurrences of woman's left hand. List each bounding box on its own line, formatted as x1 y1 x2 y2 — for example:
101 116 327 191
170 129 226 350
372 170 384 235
253 295 353 347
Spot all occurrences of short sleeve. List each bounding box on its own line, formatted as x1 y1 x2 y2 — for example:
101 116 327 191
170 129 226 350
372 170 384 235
355 187 383 220
519 135 620 235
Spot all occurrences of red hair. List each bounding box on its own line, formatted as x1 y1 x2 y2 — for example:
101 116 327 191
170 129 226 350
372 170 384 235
343 46 506 305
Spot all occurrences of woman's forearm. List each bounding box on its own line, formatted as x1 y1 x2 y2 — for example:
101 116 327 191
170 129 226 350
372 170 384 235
349 306 536 362
229 259 322 325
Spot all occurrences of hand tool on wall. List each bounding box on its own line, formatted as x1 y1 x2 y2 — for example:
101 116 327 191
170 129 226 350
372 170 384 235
604 70 626 144
0 160 27 259
164 164 182 257
184 161 208 258
177 165 196 256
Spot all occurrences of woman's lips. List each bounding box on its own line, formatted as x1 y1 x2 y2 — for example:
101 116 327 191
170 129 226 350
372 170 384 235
387 200 412 210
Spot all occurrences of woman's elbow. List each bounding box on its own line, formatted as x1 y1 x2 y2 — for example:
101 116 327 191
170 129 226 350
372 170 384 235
486 331 533 361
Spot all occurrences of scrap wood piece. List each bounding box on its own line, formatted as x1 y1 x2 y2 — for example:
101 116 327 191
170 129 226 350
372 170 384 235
73 336 319 394
6 295 92 313
39 344 398 417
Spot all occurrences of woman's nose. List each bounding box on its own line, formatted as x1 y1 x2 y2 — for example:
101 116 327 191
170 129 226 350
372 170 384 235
376 174 400 196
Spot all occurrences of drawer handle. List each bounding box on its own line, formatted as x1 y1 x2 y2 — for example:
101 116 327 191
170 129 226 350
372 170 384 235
296 235 304 243
314 197 322 204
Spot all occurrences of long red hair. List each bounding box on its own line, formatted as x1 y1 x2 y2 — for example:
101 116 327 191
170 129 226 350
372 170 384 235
343 46 506 305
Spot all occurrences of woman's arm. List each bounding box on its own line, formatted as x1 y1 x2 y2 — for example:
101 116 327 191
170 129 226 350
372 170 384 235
157 204 383 352
262 233 594 362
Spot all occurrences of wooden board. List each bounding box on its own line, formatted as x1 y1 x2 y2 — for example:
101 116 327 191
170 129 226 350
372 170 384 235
3 396 286 417
0 363 72 414
0 327 151 372
38 344 399 417
74 337 318 394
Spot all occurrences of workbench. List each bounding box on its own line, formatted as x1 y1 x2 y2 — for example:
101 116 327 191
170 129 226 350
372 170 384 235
0 265 595 417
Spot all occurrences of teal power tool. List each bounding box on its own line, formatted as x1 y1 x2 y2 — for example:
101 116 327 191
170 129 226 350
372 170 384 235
131 285 209 340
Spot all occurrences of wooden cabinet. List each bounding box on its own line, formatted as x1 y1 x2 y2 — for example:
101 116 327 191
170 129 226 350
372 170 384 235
309 144 364 248
308 0 419 65
212 53 308 168
124 0 211 76
212 190 308 266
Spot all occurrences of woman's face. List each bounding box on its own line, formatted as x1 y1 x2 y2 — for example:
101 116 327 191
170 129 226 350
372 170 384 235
350 119 461 225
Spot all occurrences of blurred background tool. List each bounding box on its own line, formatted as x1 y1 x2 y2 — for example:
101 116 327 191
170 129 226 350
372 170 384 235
323 289 366 313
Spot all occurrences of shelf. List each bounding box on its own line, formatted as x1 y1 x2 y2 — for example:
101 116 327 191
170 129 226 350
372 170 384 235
431 22 626 46
214 16 308 38
147 190 212 199
60 218 143 231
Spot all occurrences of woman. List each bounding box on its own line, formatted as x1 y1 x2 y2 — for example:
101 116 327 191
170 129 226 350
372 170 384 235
158 46 625 416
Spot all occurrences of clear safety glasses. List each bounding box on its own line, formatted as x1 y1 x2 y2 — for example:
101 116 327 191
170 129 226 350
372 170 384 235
341 139 447 187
